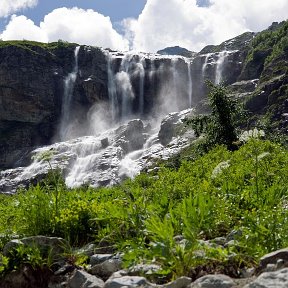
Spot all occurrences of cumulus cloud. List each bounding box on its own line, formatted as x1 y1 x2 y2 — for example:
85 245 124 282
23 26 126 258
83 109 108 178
125 0 288 52
0 0 37 18
0 1 287 53
0 7 129 51
1 15 48 42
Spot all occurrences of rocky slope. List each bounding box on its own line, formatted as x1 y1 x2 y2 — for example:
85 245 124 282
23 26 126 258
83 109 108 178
2 235 288 288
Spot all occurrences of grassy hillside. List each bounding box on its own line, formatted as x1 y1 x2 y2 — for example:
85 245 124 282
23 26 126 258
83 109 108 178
1 137 288 280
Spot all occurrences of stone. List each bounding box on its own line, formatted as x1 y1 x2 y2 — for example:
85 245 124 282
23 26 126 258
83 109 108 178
68 270 105 288
190 274 235 288
128 264 161 275
245 268 288 288
164 276 192 288
89 258 122 279
90 254 113 266
76 243 98 257
104 276 152 288
259 248 288 269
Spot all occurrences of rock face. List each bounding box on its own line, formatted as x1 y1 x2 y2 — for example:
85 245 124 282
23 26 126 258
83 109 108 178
0 32 251 170
0 20 287 190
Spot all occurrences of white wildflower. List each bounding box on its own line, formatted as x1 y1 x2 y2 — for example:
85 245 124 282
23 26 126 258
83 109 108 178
212 160 230 179
239 128 265 142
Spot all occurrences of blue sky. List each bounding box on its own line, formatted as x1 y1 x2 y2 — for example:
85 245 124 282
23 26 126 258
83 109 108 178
0 0 287 52
0 1 147 33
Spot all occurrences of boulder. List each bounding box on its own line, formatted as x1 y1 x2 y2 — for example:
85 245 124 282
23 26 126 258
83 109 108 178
90 254 113 266
68 270 105 288
164 277 192 288
89 258 122 280
190 274 235 288
245 268 288 288
259 248 288 269
104 276 152 288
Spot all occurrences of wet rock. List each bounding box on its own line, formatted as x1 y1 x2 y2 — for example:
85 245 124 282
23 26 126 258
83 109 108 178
115 119 147 153
68 270 105 288
190 274 235 288
158 109 193 146
245 268 288 288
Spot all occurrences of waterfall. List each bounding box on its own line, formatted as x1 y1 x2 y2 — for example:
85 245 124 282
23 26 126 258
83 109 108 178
107 53 118 122
138 56 145 116
202 53 210 80
187 61 193 107
59 46 80 141
171 58 178 96
215 51 227 85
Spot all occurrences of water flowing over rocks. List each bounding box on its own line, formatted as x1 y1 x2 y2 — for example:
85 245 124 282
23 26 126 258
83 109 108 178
0 108 194 193
1 25 286 192
0 31 254 174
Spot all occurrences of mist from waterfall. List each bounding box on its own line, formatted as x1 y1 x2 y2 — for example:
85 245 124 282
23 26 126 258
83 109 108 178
59 46 80 141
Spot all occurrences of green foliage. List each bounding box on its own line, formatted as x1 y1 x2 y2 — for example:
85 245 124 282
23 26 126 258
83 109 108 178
1 139 288 280
184 82 241 151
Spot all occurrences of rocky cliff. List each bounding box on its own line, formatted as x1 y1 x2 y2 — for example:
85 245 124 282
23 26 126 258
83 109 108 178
0 20 287 192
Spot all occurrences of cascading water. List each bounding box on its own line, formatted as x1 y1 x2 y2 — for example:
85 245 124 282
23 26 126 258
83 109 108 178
202 53 211 80
59 46 80 141
215 51 227 85
107 52 118 122
171 57 178 97
0 48 211 193
187 60 193 107
137 56 145 116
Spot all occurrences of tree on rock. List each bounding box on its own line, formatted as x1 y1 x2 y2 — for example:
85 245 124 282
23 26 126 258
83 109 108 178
185 82 241 151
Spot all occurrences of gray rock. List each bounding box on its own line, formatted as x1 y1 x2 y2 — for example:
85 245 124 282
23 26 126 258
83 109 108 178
89 258 122 279
90 254 113 266
158 109 193 146
76 243 98 257
68 270 105 288
245 268 288 288
129 264 161 275
104 276 152 288
164 276 192 288
190 274 235 288
260 248 288 269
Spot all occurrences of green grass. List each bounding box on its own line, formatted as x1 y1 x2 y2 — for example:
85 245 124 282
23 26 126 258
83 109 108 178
1 138 288 280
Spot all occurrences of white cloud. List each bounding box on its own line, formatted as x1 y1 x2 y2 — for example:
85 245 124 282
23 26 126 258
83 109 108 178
0 7 129 51
125 0 288 52
0 0 37 18
0 1 287 53
1 15 48 42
